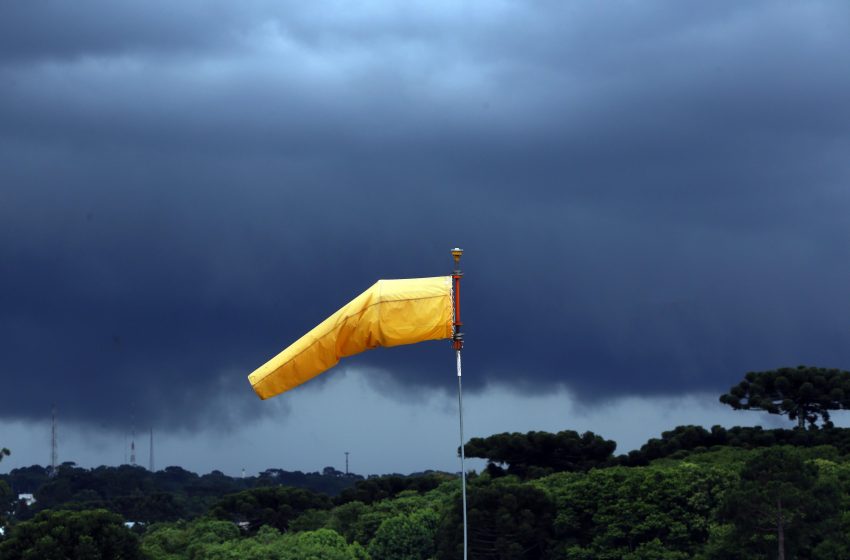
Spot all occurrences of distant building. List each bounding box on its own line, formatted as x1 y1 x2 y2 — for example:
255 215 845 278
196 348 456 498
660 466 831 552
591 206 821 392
17 493 35 506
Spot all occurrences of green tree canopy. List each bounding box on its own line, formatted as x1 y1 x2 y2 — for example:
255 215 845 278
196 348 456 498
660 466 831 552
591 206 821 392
336 473 449 505
710 447 844 560
368 509 439 560
209 486 332 533
538 462 736 559
720 366 850 428
146 524 367 560
464 430 616 478
437 479 555 559
0 508 143 560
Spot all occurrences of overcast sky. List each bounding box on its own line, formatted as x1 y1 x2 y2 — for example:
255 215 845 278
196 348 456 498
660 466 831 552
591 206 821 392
2 0 850 476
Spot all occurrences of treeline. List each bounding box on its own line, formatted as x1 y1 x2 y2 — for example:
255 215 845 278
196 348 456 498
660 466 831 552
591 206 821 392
0 471 462 559
5 443 850 558
1 463 366 523
463 423 850 478
623 424 850 465
5 366 850 558
8 426 850 557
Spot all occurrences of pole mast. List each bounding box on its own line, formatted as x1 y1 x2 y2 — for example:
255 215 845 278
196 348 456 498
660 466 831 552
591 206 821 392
130 416 136 466
50 405 58 477
451 247 468 560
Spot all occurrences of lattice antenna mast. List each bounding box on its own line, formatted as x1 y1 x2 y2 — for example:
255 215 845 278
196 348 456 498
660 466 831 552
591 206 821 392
50 405 58 477
345 451 350 476
130 418 136 466
149 428 154 472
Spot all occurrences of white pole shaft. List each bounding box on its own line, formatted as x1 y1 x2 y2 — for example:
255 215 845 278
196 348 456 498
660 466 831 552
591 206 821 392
456 349 468 560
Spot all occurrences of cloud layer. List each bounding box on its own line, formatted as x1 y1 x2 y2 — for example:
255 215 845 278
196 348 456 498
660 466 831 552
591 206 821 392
0 368 795 476
2 1 850 430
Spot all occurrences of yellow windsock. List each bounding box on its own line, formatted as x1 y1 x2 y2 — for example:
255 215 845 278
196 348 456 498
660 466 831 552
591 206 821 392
248 276 454 399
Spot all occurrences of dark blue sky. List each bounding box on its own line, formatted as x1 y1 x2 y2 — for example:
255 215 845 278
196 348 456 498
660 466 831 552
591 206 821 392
2 1 849 473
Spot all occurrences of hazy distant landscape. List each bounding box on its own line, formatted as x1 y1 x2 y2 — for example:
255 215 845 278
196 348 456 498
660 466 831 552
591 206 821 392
5 366 850 558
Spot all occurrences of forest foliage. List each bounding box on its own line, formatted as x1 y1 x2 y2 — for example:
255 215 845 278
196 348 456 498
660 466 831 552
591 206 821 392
6 436 850 558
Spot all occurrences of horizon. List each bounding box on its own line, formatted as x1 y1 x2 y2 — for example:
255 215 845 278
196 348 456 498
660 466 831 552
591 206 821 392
2 370 805 477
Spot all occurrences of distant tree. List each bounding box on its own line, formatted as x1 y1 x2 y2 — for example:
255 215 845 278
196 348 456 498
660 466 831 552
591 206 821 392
0 483 12 528
711 447 843 560
141 518 238 559
326 500 369 543
538 462 736 559
368 509 439 560
155 524 367 560
621 425 724 466
289 508 332 532
140 522 191 560
111 492 187 523
0 446 9 526
336 473 448 505
464 430 616 478
187 469 243 498
277 528 369 560
6 464 51 494
264 527 369 560
323 466 344 477
720 366 850 428
0 508 143 559
620 424 850 466
154 465 199 493
209 486 332 533
437 480 555 559
254 467 362 496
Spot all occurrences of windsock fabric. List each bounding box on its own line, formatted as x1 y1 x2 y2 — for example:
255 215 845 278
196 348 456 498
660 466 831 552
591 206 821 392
249 276 454 399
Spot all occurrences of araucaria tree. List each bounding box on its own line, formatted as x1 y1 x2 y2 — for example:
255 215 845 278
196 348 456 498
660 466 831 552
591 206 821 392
719 366 850 428
715 448 842 560
463 430 616 479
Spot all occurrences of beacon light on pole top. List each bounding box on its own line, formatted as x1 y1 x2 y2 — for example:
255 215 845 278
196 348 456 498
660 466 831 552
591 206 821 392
452 248 463 272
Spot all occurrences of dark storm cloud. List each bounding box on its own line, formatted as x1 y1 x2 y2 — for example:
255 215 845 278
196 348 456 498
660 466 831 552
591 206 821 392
0 0 254 61
2 1 850 429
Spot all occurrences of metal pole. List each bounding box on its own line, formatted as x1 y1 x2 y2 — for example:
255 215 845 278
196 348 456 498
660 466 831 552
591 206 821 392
50 405 58 477
457 349 468 560
451 247 467 560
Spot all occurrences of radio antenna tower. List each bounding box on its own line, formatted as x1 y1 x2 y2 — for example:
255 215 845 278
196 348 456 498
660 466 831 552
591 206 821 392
149 428 154 472
345 451 350 476
130 420 136 466
50 405 58 477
